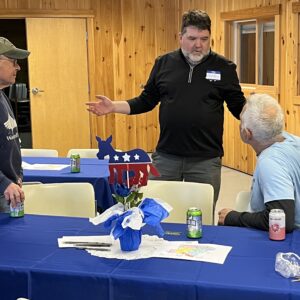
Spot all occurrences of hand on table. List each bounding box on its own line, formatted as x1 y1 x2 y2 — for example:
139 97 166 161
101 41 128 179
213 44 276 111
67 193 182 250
218 208 233 225
4 182 25 208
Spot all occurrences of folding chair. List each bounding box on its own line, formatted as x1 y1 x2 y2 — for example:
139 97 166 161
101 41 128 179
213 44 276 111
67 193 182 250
140 180 214 225
21 148 58 157
235 191 251 212
23 182 96 218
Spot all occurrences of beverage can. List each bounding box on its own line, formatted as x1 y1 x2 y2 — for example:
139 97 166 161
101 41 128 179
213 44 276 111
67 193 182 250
70 154 80 173
187 207 202 238
269 209 285 240
10 202 24 217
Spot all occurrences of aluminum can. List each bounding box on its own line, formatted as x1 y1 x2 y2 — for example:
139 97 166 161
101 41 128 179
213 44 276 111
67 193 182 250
10 202 24 217
269 209 285 240
187 207 202 238
70 154 80 173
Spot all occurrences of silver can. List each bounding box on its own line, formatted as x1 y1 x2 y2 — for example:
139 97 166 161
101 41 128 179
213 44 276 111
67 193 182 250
269 209 285 240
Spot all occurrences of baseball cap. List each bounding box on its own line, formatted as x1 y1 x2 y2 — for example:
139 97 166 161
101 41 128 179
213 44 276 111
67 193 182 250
0 37 30 59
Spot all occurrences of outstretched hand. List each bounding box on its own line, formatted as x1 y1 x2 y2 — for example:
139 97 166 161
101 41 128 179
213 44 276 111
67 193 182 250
86 95 114 116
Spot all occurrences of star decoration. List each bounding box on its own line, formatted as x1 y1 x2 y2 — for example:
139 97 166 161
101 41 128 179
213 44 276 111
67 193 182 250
134 154 140 160
122 153 131 162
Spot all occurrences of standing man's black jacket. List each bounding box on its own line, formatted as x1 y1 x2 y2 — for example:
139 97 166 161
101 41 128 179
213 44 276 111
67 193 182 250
128 49 246 158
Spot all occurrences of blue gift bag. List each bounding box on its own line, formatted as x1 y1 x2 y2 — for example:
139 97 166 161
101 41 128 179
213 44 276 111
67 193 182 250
119 228 142 251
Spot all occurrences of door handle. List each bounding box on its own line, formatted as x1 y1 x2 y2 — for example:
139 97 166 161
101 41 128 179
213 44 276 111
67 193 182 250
32 88 45 95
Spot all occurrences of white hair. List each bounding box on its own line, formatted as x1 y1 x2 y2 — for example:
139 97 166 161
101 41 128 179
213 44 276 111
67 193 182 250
241 93 284 143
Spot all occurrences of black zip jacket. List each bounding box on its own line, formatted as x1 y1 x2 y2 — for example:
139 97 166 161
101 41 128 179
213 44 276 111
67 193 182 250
128 49 245 158
224 200 295 232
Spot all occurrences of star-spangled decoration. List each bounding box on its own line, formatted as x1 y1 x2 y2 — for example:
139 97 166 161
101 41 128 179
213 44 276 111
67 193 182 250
122 153 131 162
96 136 151 164
96 135 160 186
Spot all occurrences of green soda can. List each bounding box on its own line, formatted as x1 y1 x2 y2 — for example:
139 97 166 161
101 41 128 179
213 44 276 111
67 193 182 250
187 207 202 238
10 202 24 217
70 154 80 173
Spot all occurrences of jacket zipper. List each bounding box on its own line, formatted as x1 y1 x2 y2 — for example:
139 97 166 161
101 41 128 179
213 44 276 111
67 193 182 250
188 65 194 83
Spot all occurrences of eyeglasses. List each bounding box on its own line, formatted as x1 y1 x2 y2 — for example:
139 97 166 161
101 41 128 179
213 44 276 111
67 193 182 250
0 57 19 67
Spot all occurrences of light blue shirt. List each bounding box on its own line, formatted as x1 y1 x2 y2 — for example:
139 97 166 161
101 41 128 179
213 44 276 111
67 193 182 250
250 132 300 227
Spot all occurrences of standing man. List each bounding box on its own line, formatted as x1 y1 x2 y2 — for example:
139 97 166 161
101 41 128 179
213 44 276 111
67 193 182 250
86 10 245 207
0 37 30 212
218 94 300 232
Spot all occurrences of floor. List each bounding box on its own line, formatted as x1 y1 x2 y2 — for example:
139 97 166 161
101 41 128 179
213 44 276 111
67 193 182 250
214 166 253 224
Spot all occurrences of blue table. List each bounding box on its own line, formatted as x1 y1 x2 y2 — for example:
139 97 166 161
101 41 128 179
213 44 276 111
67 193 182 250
22 157 114 211
1 213 300 300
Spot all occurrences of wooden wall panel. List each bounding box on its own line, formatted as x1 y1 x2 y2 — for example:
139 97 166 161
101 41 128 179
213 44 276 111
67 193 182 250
91 0 116 148
111 0 127 150
2 0 300 175
133 0 147 151
144 0 158 152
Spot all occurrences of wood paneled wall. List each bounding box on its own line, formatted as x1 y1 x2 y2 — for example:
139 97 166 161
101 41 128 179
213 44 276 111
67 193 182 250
1 0 300 175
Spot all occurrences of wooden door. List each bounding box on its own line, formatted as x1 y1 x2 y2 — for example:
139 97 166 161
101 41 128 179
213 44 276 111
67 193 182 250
26 18 91 156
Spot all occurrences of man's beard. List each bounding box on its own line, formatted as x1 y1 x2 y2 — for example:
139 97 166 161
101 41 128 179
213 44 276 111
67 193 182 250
181 49 209 63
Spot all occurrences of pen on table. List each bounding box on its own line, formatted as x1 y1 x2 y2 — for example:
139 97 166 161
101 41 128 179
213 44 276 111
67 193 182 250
75 246 111 251
63 242 112 247
164 231 182 236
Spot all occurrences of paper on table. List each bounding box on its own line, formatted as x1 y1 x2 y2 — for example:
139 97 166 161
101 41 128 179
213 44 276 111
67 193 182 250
58 235 232 264
155 241 232 264
89 237 231 264
22 161 35 170
22 161 69 171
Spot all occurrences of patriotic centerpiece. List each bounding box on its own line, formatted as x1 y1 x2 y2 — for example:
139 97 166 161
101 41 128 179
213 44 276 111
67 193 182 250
90 136 172 251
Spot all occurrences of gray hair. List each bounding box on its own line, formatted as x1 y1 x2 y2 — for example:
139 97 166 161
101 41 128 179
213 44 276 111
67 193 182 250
241 93 284 143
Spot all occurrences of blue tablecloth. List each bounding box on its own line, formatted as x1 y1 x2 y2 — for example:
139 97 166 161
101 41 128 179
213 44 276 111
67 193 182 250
22 157 114 210
1 213 300 300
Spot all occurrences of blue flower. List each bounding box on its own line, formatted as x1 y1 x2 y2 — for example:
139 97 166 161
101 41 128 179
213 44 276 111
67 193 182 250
115 184 131 197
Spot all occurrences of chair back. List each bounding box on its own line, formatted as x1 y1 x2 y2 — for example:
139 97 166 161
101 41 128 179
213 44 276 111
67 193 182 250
140 180 214 225
235 191 251 212
67 149 99 158
23 183 96 218
21 148 58 157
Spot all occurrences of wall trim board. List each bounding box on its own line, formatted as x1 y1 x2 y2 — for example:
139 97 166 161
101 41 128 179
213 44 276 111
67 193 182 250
220 4 280 20
0 9 94 18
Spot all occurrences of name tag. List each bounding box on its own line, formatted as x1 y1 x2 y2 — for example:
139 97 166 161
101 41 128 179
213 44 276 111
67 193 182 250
206 70 221 81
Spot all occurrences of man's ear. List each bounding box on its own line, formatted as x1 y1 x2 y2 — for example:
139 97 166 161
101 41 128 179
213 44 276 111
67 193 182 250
243 128 253 141
179 32 182 41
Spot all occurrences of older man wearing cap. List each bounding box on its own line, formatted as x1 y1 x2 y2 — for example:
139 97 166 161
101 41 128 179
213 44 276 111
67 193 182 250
0 37 30 212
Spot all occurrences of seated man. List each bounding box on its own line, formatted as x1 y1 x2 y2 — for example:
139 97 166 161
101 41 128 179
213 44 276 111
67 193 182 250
218 93 300 232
